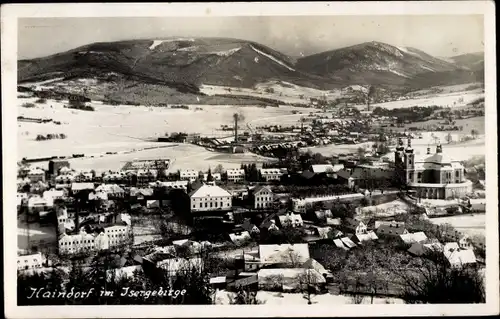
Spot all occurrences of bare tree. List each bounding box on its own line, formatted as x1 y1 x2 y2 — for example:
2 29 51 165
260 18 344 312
298 269 319 305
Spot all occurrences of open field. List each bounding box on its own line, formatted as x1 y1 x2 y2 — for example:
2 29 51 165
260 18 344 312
429 213 485 237
398 116 485 134
17 97 312 171
360 87 483 110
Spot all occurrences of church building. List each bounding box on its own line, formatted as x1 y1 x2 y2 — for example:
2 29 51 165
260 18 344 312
394 138 472 199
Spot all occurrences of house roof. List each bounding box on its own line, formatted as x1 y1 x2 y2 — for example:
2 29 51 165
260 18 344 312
254 185 273 195
340 237 357 249
71 182 95 191
333 239 349 250
444 245 477 266
344 218 364 229
302 258 329 275
376 224 408 236
278 213 303 226
400 232 428 245
189 184 231 198
156 257 203 273
374 220 405 229
355 231 379 242
258 243 310 264
311 164 335 174
229 231 251 244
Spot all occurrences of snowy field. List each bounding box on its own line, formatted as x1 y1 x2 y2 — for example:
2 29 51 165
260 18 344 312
363 88 483 110
429 213 485 237
200 81 340 105
17 98 310 171
214 290 404 305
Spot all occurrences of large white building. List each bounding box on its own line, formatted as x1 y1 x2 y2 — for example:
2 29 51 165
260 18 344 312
226 169 245 183
253 185 274 209
189 184 232 213
58 224 131 256
180 169 199 182
17 253 44 272
395 138 472 199
259 168 287 182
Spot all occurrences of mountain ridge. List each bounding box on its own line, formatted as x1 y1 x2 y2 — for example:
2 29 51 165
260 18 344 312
18 38 484 92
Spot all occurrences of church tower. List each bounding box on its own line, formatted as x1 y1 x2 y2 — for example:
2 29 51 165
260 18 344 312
394 138 406 184
404 137 415 183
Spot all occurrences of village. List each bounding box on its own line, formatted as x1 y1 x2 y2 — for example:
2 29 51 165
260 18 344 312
17 115 487 304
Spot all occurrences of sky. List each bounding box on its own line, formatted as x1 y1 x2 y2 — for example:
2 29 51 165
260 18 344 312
18 15 484 60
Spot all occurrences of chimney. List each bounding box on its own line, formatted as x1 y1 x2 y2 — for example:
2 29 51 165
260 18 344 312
427 147 431 154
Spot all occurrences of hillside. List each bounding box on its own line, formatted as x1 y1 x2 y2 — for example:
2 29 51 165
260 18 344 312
295 41 484 89
18 38 485 106
447 52 485 72
18 38 340 90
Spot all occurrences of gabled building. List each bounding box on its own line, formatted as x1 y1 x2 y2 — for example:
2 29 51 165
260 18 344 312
376 224 409 238
343 218 367 235
180 169 199 182
226 168 245 183
258 243 310 267
17 253 44 271
189 184 232 213
253 185 274 210
278 212 304 228
259 168 287 182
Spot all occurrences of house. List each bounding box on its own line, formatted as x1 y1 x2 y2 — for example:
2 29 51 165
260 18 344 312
253 185 274 210
353 230 379 243
278 212 304 228
95 184 126 199
137 169 158 184
333 238 350 250
58 231 98 255
229 231 251 246
301 258 333 282
443 242 477 268
399 232 428 245
226 169 245 183
376 224 409 238
18 253 44 271
239 219 260 235
260 219 280 232
257 268 326 292
189 184 232 213
407 242 443 257
55 173 76 188
458 234 473 250
374 220 405 230
180 169 199 182
150 180 189 192
343 218 367 235
130 187 154 201
203 173 222 182
310 164 344 175
27 167 45 182
103 224 131 248
259 168 287 182
42 189 65 202
258 243 310 266
71 182 95 194
74 170 94 182
339 237 357 249
27 196 52 214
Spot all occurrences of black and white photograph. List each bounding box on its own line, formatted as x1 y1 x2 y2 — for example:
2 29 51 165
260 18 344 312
2 2 498 318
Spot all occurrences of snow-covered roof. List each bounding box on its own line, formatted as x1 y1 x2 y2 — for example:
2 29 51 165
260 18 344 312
355 231 379 242
189 184 231 198
400 232 428 245
258 243 310 264
71 182 95 191
257 268 326 283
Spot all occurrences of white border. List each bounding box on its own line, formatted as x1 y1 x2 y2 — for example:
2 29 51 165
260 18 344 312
2 2 498 318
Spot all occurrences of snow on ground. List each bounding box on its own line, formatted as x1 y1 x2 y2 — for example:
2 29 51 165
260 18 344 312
149 40 165 50
389 69 409 78
214 290 404 305
358 199 410 216
364 89 483 110
429 214 485 237
17 98 308 172
249 45 296 72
